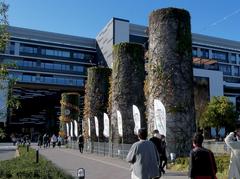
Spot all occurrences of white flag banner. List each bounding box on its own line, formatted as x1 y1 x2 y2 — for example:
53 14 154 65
154 99 166 136
66 123 69 136
94 116 99 137
70 121 74 137
74 120 78 137
103 113 110 138
88 118 91 137
133 105 141 135
117 110 123 137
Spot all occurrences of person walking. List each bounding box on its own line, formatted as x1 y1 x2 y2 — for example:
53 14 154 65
159 135 167 174
78 134 84 153
126 128 160 179
149 129 162 176
57 135 63 148
224 128 240 179
37 134 43 148
51 134 57 148
189 133 217 179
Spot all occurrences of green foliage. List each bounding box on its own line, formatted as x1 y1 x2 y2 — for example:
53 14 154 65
0 127 5 139
0 1 9 52
199 96 237 130
168 155 229 178
0 2 20 111
0 146 74 179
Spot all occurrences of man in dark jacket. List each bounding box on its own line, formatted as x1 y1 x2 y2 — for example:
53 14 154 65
149 129 162 176
189 133 217 179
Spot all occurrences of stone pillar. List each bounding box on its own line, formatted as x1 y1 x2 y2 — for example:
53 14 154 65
59 93 80 138
83 67 111 142
147 8 195 156
111 43 146 144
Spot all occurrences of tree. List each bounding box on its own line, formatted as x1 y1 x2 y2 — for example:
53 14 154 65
0 1 19 139
0 1 9 139
0 1 9 52
199 96 237 133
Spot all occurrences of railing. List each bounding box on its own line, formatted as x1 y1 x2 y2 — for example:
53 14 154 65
65 140 231 161
66 140 132 159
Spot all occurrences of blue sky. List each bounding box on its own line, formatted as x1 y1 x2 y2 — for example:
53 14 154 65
5 0 240 41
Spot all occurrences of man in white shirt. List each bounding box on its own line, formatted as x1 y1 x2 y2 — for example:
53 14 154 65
126 128 160 179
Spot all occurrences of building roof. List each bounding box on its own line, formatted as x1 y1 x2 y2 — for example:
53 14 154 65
7 26 96 49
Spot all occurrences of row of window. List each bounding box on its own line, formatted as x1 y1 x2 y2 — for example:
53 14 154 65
16 60 85 73
192 47 240 64
9 73 84 87
10 42 95 62
218 64 240 76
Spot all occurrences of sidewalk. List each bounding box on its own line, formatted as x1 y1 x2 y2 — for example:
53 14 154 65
33 145 188 179
0 143 18 161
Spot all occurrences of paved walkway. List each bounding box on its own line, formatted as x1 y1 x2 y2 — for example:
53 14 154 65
33 145 188 179
0 143 18 161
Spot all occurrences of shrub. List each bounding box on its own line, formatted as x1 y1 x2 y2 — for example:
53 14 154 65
0 146 73 179
168 154 230 178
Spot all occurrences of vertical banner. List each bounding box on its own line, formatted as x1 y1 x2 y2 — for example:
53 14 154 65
132 105 141 135
70 121 74 137
117 110 123 137
154 99 166 136
103 113 109 138
66 123 69 137
94 116 99 137
88 118 91 137
74 120 78 137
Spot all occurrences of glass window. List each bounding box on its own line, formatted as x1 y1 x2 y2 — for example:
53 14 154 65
62 64 70 71
53 63 62 70
22 75 32 82
73 52 85 59
76 79 84 86
234 66 239 76
41 48 70 58
45 63 53 69
20 44 37 54
212 50 228 62
16 60 23 66
219 64 232 75
10 42 15 54
192 47 197 57
230 54 236 64
73 66 84 72
200 49 209 58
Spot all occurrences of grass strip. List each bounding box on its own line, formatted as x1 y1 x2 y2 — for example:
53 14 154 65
0 145 74 179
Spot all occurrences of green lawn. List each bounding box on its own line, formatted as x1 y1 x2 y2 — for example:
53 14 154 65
0 146 74 179
168 155 230 179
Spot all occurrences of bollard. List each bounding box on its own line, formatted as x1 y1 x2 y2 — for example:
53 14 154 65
77 168 85 179
36 149 39 163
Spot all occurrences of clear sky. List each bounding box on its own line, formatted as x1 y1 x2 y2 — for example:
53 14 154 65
5 0 240 41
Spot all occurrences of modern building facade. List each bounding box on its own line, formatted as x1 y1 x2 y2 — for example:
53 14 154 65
97 18 240 104
0 26 97 137
1 17 240 137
